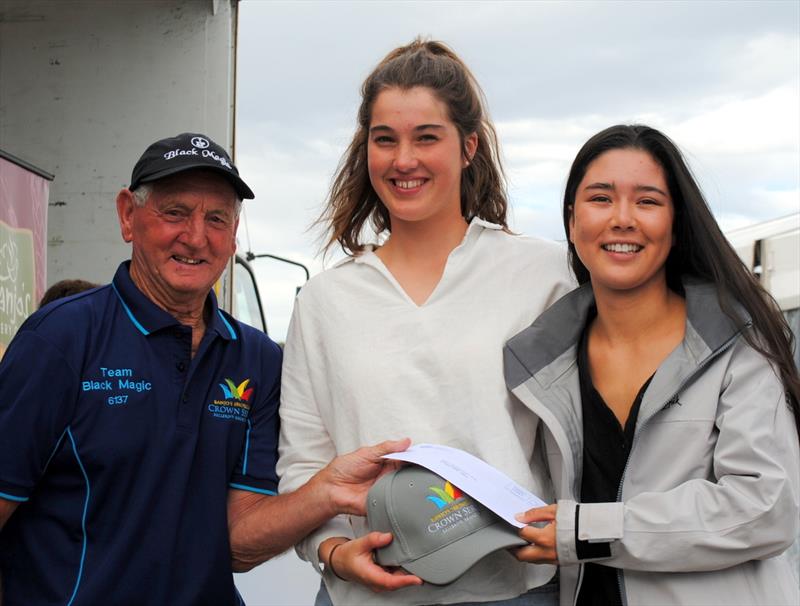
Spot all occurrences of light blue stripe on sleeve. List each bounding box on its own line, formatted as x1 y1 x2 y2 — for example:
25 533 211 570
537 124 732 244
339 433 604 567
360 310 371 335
0 426 69 504
229 483 277 496
0 490 28 502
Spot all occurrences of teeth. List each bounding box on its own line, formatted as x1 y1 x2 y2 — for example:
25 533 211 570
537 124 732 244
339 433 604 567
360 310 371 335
174 255 202 265
395 179 424 189
603 243 642 253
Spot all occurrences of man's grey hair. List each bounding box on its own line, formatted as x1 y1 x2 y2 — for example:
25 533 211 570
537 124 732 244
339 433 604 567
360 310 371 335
131 181 242 216
132 183 154 207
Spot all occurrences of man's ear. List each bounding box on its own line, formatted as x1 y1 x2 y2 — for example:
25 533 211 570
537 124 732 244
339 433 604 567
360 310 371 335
230 217 239 256
116 188 136 243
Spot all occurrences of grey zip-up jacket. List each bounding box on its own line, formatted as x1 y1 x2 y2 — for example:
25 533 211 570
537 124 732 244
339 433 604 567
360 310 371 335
504 279 799 606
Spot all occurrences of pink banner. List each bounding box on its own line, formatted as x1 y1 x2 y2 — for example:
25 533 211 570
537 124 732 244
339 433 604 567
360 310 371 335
0 155 49 359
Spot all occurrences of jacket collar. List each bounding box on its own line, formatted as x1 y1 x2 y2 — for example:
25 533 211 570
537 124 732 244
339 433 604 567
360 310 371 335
504 278 751 495
505 277 749 392
111 261 235 340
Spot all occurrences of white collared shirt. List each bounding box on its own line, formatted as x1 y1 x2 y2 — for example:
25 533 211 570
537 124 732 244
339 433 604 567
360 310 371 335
278 219 574 605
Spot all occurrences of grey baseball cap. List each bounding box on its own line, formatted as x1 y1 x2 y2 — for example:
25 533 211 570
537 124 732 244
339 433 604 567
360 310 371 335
367 465 526 585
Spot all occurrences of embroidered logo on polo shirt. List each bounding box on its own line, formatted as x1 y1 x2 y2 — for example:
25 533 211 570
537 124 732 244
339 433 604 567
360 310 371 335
218 378 253 402
81 366 153 406
208 378 252 422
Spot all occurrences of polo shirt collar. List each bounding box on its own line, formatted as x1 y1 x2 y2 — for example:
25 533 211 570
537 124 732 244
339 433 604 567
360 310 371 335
111 261 236 340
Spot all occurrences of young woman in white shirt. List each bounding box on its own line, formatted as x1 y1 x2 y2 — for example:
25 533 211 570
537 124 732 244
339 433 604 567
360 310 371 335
277 39 573 606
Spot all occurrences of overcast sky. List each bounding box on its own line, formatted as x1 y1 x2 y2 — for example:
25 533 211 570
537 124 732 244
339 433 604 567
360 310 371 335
233 2 798 600
235 0 799 351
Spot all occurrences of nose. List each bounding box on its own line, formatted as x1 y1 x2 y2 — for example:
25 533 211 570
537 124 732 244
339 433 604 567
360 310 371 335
180 212 207 248
393 141 418 172
611 200 636 230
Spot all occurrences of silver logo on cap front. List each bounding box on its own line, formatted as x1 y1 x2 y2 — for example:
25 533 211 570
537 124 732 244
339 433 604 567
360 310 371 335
191 136 210 149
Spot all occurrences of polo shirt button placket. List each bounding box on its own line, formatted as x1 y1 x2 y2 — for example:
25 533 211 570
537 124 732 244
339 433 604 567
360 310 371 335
176 390 194 432
176 361 186 372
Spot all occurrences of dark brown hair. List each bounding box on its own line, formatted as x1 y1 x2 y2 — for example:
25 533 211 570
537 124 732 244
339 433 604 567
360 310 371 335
40 279 98 307
563 124 800 436
318 38 507 255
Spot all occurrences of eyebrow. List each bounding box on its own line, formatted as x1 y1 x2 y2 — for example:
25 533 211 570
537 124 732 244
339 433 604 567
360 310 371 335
583 182 669 197
369 123 445 134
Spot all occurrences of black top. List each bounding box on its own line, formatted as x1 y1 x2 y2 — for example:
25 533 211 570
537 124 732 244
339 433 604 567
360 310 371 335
576 313 653 606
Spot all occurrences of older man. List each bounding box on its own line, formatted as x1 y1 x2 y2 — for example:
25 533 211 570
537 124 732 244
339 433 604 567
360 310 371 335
0 133 406 605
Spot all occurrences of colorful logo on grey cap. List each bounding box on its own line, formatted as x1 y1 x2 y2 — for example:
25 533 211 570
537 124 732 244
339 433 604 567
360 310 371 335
427 481 463 509
426 480 480 536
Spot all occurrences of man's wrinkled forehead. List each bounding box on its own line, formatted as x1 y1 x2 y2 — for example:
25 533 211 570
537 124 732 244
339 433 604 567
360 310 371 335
148 169 238 204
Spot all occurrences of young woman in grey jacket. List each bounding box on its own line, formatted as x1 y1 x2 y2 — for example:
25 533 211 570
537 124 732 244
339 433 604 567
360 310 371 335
505 124 800 606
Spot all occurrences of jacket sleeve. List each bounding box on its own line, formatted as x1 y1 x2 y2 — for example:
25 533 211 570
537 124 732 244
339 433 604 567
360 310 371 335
556 341 800 572
276 292 355 573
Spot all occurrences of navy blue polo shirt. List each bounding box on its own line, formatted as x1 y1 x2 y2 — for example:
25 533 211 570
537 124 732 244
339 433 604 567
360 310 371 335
0 262 281 606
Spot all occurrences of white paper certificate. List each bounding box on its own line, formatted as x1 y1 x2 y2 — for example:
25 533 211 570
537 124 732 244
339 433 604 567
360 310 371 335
383 443 547 528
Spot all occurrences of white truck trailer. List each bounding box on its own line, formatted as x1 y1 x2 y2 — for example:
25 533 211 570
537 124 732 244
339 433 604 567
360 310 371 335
727 212 800 367
1 2 288 602
0 0 245 322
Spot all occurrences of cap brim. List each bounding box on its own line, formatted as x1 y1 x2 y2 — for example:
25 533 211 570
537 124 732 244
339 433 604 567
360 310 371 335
135 163 255 200
401 520 526 585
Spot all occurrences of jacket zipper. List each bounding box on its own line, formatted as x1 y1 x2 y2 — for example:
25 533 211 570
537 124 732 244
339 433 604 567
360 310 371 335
572 563 585 606
613 325 748 606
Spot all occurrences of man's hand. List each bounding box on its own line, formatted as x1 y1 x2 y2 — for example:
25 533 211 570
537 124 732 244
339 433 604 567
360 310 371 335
227 438 410 571
316 438 410 516
320 534 423 593
513 504 558 565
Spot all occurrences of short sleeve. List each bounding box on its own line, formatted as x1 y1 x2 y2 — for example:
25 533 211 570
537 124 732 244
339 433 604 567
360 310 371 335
228 340 282 496
0 329 79 501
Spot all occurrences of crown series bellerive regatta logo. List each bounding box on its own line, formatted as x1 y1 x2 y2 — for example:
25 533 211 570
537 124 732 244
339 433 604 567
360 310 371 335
425 480 479 535
208 378 253 422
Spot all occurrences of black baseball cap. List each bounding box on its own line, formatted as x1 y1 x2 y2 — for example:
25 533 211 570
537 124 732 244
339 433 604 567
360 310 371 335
129 132 254 199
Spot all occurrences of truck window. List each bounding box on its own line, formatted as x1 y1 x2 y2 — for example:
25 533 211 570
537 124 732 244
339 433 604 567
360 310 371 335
233 255 267 334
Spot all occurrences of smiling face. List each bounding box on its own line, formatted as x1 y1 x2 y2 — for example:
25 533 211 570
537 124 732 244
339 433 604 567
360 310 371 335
367 86 477 229
116 170 238 313
569 148 674 296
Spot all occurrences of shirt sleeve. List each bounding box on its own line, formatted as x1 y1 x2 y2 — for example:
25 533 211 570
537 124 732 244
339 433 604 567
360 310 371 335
277 292 352 571
0 329 79 501
228 338 282 496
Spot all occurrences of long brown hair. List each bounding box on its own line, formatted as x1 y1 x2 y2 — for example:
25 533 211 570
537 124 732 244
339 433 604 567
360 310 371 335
318 38 507 256
563 124 800 437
